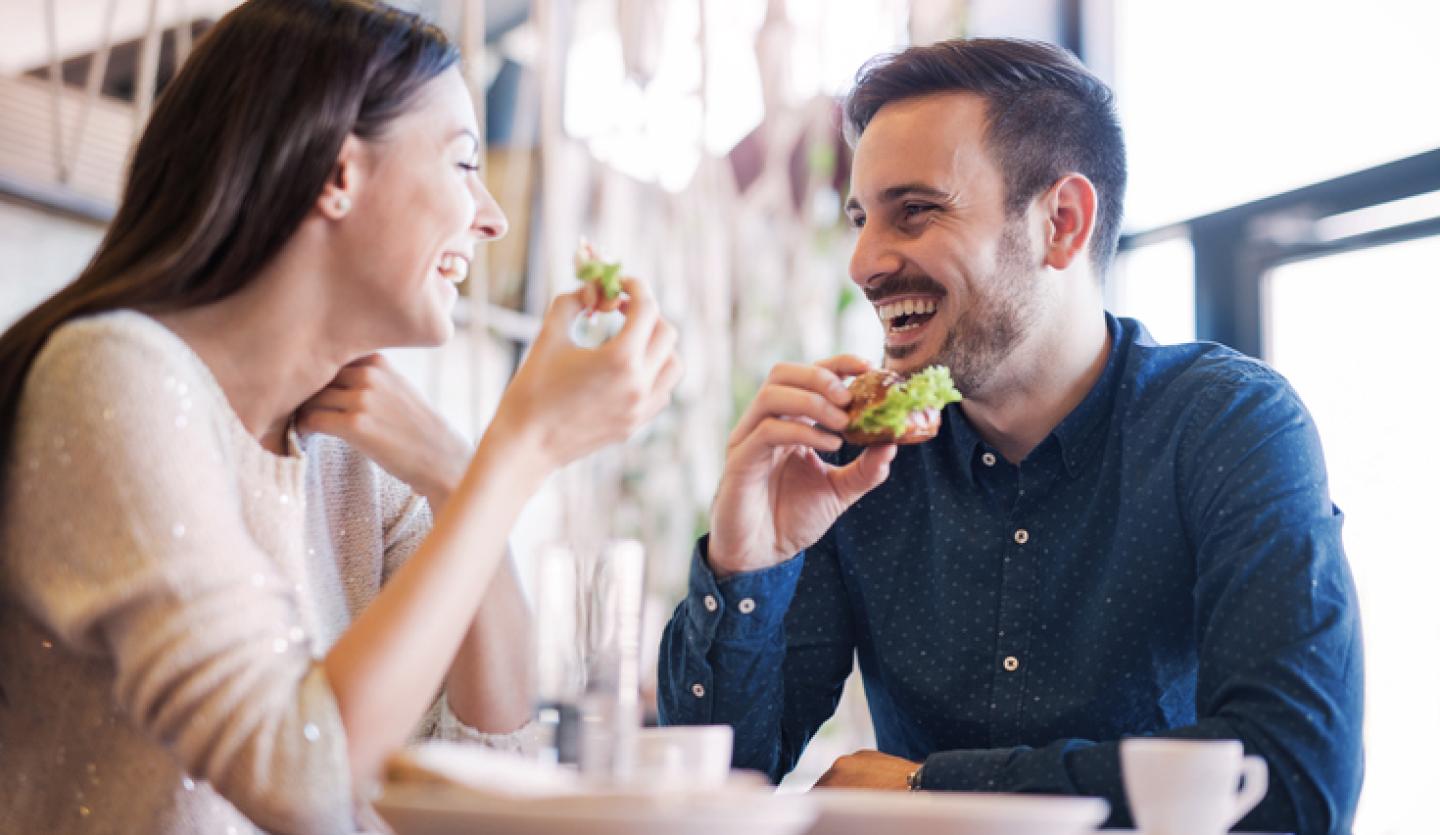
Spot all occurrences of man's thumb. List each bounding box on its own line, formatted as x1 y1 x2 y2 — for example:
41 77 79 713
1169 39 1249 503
831 444 897 506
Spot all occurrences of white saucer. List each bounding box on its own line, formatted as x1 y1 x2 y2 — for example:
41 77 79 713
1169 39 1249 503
810 789 1109 835
375 782 818 835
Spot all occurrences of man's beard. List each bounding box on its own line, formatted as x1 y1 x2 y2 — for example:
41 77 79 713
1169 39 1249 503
887 220 1042 396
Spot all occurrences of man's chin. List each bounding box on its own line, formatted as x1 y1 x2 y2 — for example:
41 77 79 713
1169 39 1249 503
882 341 936 373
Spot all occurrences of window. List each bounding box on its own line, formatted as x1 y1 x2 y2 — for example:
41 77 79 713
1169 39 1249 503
1266 237 1440 833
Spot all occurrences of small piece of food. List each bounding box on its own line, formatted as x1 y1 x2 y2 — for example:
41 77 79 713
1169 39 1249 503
574 239 623 313
842 365 963 446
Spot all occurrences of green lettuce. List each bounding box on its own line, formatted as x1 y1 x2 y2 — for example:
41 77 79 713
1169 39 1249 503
577 258 623 300
852 365 963 437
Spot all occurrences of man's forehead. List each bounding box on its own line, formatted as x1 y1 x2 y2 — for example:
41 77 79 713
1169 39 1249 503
849 92 994 204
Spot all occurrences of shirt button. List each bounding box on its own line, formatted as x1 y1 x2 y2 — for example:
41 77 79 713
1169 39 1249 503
1013 528 1030 545
691 683 706 698
738 598 756 614
1003 656 1020 672
703 594 719 612
981 452 997 467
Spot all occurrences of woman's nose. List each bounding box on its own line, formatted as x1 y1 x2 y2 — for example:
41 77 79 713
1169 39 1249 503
471 183 509 241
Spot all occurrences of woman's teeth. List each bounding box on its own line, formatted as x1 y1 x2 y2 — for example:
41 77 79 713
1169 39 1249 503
878 297 939 331
437 253 470 283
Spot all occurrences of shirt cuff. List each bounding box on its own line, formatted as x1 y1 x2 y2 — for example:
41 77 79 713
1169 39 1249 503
686 535 806 644
433 693 540 756
919 747 1019 791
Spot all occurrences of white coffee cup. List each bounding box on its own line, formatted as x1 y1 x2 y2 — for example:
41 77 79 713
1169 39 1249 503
633 725 734 789
1120 738 1267 835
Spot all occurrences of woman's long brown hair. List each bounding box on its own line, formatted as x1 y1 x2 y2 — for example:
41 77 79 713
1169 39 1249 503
0 0 459 483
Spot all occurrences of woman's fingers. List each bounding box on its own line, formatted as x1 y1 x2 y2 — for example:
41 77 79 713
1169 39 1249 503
643 318 678 379
542 290 587 338
300 387 358 413
612 278 659 352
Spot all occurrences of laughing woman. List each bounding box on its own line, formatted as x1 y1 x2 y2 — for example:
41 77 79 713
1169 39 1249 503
0 1 681 833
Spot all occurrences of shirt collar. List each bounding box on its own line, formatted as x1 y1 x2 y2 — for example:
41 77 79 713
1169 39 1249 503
943 401 984 486
1051 312 1128 477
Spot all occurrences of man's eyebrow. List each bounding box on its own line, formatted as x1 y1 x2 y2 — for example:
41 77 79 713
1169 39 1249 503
845 183 954 214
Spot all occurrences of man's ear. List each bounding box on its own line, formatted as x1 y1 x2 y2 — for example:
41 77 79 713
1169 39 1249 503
1038 173 1098 271
316 134 365 220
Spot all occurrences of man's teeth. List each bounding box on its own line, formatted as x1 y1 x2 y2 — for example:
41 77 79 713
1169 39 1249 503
878 297 939 330
437 253 470 282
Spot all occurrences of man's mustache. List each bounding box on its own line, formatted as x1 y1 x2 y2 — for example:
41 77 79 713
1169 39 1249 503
864 275 947 304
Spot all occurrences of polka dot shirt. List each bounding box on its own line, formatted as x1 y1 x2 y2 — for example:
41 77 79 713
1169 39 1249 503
659 315 1362 834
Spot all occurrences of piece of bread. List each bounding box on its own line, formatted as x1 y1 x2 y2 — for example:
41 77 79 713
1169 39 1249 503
841 370 944 446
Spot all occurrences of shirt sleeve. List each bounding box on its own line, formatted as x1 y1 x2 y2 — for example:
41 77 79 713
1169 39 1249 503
657 531 857 782
916 368 1363 835
378 472 433 582
4 327 357 834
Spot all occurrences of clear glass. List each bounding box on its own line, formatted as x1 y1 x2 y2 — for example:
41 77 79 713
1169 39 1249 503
532 544 586 764
1264 235 1440 835
577 539 647 783
532 540 647 781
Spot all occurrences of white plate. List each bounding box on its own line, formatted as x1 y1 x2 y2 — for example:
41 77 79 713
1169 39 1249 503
810 789 1109 835
375 783 818 835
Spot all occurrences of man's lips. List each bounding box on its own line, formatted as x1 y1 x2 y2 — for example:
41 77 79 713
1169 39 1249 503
875 293 942 347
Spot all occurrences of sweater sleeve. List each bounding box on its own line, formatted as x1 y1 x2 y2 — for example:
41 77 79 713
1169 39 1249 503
4 323 357 834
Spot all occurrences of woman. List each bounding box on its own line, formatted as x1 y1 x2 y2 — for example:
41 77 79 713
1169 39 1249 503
0 1 681 832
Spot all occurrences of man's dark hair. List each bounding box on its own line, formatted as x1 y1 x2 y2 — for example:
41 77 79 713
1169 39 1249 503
845 38 1127 272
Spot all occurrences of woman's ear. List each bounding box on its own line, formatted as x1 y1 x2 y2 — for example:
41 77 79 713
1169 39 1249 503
316 135 365 220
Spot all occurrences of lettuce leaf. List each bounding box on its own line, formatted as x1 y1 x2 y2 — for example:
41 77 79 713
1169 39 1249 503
851 365 963 437
576 258 623 300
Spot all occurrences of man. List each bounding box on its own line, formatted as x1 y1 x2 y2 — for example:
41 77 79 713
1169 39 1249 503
657 38 1362 833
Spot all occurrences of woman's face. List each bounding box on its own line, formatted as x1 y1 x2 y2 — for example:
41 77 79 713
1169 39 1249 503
333 66 507 349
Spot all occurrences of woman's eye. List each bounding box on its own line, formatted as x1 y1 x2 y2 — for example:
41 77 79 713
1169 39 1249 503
458 162 480 173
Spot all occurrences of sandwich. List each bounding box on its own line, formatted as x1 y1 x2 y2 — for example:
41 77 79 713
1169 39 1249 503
574 239 624 313
842 365 963 446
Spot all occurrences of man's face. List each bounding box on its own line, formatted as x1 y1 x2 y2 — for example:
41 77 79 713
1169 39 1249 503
846 92 1045 396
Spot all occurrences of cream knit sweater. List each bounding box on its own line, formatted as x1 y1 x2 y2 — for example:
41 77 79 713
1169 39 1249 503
0 310 516 834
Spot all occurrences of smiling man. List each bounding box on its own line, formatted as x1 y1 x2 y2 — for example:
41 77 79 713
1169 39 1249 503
657 38 1362 833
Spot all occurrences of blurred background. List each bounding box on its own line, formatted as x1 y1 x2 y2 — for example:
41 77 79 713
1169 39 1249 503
2 1 1436 830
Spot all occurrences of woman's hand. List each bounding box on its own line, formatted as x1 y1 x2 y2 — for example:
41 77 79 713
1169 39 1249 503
297 354 470 508
490 277 682 473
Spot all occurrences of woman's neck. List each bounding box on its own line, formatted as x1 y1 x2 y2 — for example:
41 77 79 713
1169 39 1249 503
153 259 354 456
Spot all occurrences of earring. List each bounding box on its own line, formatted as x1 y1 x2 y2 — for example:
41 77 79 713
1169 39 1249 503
332 195 352 216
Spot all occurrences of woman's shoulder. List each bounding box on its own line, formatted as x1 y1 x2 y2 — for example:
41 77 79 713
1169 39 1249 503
23 309 228 434
37 309 198 377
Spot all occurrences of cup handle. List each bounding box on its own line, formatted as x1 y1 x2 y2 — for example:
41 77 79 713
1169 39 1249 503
1226 754 1269 828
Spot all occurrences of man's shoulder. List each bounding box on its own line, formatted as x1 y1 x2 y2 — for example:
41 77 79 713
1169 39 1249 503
1119 322 1294 410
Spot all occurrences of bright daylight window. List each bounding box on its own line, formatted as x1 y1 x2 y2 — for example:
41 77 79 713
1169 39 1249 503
1115 2 1440 832
1266 238 1440 835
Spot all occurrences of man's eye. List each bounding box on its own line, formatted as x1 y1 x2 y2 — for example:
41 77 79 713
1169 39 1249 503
902 203 934 219
849 214 866 229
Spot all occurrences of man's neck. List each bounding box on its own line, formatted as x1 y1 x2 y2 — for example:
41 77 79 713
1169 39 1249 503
961 307 1111 465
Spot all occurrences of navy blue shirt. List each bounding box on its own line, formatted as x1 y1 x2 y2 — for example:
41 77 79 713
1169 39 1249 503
659 315 1362 833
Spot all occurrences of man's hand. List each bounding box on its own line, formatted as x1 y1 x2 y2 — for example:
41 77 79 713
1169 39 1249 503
707 355 898 578
813 749 919 791
297 354 470 509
